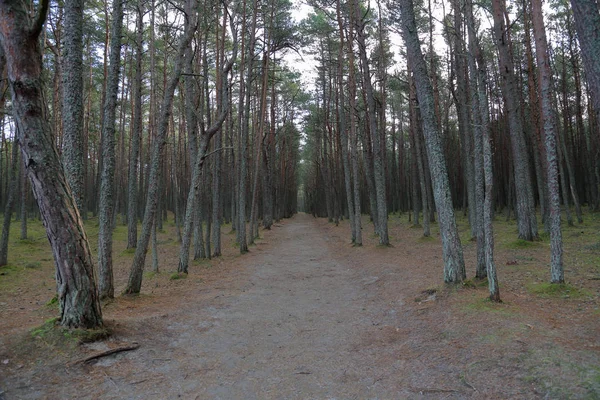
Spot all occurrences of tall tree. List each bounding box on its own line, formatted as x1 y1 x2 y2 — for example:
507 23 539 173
569 0 600 125
127 2 145 249
0 138 19 266
354 0 389 245
398 0 466 282
97 0 124 299
491 0 539 241
0 0 103 327
62 0 85 218
532 0 564 283
126 9 197 293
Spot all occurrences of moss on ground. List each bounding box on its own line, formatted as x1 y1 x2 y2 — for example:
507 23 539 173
527 282 591 299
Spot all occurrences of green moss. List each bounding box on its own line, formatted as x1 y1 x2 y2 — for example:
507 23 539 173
46 294 58 307
462 278 488 288
68 326 111 343
527 282 590 298
464 297 515 316
170 272 187 280
31 317 110 345
31 317 60 338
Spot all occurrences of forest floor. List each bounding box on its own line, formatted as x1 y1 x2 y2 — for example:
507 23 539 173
0 211 599 399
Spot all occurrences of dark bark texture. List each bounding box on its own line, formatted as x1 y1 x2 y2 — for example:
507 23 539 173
0 0 103 328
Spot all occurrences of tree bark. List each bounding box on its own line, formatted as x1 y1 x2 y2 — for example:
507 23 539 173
0 138 19 266
531 0 564 283
62 0 85 218
127 3 144 249
492 0 538 241
570 0 600 127
125 17 196 293
97 0 123 299
354 0 388 244
399 0 466 283
0 0 103 327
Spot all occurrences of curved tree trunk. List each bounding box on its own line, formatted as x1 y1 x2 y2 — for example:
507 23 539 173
0 0 103 327
125 18 196 293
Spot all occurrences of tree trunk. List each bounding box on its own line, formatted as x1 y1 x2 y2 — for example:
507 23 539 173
127 3 144 249
0 138 19 266
570 0 600 127
399 0 466 283
20 156 27 240
531 0 564 283
62 0 85 218
97 0 123 299
492 0 538 241
125 18 196 293
347 3 362 246
354 0 388 244
0 0 103 327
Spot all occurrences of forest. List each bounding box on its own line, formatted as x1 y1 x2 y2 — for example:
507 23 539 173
0 0 600 399
0 0 599 393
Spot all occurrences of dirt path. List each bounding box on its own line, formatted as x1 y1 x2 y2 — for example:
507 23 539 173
97 213 413 398
2 213 599 398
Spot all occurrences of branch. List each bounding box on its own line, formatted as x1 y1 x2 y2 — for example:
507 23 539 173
30 0 50 39
201 146 234 160
74 343 140 365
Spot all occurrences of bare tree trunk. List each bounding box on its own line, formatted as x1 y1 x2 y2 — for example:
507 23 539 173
0 138 19 266
399 0 466 283
531 0 564 283
354 0 388 245
127 3 144 249
347 3 362 246
62 0 85 218
97 0 123 299
335 0 355 242
20 156 27 240
125 18 196 293
0 0 103 327
570 0 600 126
177 9 236 273
492 0 538 241
409 73 430 236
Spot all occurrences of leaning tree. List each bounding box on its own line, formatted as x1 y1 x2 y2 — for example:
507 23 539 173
0 0 103 328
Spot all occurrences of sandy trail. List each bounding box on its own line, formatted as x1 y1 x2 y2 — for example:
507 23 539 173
5 213 595 398
5 214 417 399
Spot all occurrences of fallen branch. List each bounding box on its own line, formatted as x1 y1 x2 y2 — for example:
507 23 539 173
75 343 140 365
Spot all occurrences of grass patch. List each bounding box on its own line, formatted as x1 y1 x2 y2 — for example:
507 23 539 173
31 317 110 346
527 282 590 298
46 294 58 307
462 277 488 288
463 297 515 316
144 271 160 279
170 272 187 280
505 239 540 249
